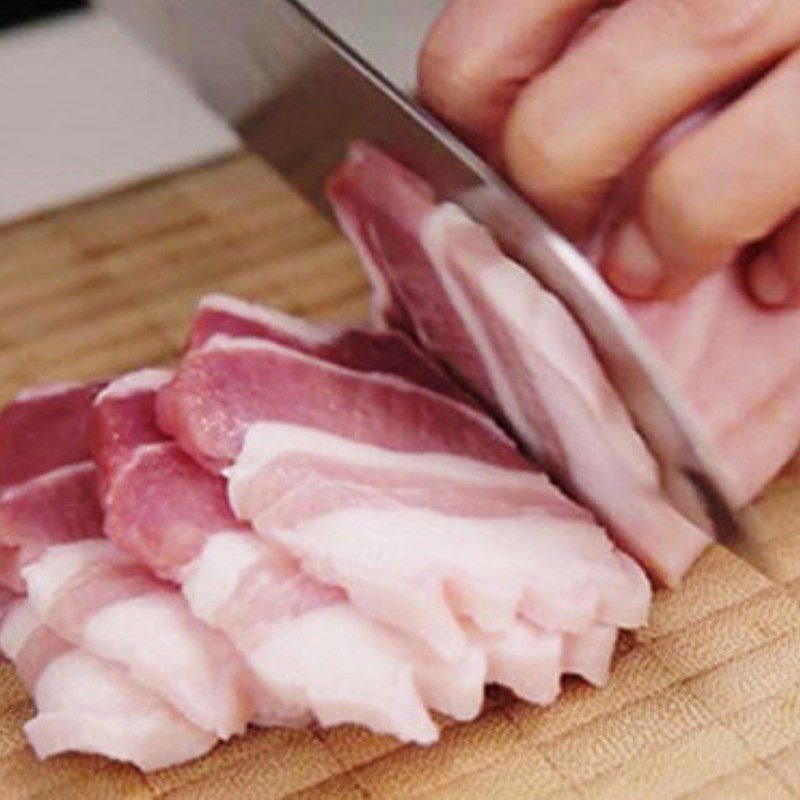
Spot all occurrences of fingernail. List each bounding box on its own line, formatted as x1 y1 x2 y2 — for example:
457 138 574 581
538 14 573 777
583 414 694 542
749 255 791 306
602 222 664 299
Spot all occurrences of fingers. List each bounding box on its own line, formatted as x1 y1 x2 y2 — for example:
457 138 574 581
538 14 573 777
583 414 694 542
747 212 800 306
502 0 800 237
603 47 800 299
418 0 602 153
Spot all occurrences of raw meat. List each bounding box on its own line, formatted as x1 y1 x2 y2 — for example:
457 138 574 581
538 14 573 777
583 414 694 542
190 293 475 406
0 462 103 592
22 539 254 739
0 381 105 488
94 372 483 740
157 335 528 471
183 531 488 743
328 143 709 586
0 599 215 771
90 369 173 496
228 422 590 527
254 507 650 658
629 271 800 505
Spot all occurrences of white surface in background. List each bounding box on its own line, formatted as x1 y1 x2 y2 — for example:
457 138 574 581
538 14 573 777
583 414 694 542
0 2 445 224
0 12 237 224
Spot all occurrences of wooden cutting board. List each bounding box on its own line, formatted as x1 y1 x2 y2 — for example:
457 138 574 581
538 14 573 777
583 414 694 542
2 154 800 800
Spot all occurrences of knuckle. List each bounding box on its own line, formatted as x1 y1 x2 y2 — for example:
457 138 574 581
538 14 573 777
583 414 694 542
644 153 729 250
418 41 486 117
660 0 776 49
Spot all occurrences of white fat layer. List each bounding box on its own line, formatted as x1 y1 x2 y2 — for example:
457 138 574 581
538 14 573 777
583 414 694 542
199 294 342 346
23 540 125 615
422 204 539 453
265 507 649 654
0 599 38 659
469 619 563 705
96 369 174 403
228 422 541 518
249 603 439 744
182 532 267 623
30 650 215 771
82 591 244 737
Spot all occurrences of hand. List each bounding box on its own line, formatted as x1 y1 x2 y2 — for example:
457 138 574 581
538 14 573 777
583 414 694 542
419 0 800 306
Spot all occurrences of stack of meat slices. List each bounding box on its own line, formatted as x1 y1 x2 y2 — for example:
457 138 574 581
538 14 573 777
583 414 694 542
0 290 654 771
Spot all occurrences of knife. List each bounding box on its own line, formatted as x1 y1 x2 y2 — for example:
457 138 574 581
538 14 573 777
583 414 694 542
125 0 763 562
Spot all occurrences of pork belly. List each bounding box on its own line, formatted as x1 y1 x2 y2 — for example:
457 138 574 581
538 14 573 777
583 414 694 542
183 531 490 743
629 270 800 505
156 335 527 471
0 463 103 592
21 539 254 739
227 422 585 527
327 143 709 586
189 293 474 406
0 599 216 770
0 381 106 489
94 372 484 740
256 507 648 659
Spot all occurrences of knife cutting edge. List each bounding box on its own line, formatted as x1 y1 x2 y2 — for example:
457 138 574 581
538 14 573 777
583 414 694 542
129 0 767 567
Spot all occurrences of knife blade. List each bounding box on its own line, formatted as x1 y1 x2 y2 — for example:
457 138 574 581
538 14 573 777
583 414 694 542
126 0 764 560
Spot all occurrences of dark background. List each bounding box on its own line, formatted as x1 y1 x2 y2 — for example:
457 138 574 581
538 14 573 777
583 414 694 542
1 0 87 31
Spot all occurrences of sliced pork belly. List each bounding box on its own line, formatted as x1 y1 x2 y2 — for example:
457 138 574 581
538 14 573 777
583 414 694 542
91 370 245 580
94 373 481 735
328 144 709 586
183 531 489 743
228 422 588 527
0 462 102 592
562 624 618 688
90 369 173 495
0 599 215 771
21 539 253 739
0 381 105 489
190 294 474 406
255 507 650 659
157 335 527 471
629 271 800 505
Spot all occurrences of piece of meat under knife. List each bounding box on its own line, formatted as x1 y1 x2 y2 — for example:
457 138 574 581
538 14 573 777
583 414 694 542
327 143 709 587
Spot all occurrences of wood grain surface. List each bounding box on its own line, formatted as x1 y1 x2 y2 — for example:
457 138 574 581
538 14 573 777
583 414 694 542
1 153 800 800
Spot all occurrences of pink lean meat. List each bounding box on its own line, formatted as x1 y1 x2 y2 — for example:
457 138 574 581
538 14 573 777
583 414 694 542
156 335 527 471
0 599 216 770
0 381 106 489
0 463 103 593
327 143 710 586
189 294 475 406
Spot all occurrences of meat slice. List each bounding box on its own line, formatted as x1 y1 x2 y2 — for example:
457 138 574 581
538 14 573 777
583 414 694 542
21 539 254 739
255 507 650 659
90 369 173 496
91 370 246 581
629 270 800 505
94 372 485 738
0 381 106 488
0 599 215 771
0 462 103 592
328 143 709 586
182 531 487 743
228 422 588 528
157 335 527 471
190 294 474 406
